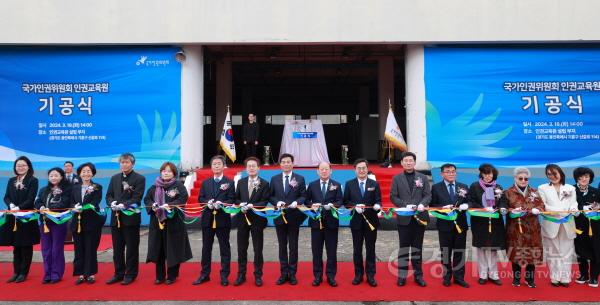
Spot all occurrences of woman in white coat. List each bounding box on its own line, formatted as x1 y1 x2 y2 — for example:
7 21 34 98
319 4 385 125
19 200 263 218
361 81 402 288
538 164 578 287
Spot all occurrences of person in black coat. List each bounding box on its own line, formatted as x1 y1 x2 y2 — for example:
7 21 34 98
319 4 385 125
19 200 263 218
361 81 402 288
390 152 431 287
71 162 105 284
193 155 235 286
574 167 600 288
63 161 79 184
430 163 471 288
343 158 382 287
105 153 146 285
2 156 39 283
145 162 192 285
34 167 72 284
233 157 270 287
242 113 259 159
305 161 343 287
468 163 507 286
269 153 307 285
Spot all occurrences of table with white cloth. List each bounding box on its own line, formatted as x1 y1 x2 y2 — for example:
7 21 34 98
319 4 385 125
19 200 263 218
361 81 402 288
279 119 330 167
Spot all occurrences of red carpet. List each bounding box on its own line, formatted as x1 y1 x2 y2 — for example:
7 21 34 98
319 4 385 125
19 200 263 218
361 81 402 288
0 262 596 301
0 234 113 252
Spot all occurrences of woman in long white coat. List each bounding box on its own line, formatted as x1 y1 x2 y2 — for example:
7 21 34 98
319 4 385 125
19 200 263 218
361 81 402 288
538 164 578 287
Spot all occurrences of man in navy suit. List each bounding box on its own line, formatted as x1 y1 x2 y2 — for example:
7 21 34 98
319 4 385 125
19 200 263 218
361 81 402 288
343 158 382 287
430 163 471 288
269 153 307 285
233 157 270 287
390 151 431 287
305 161 343 287
193 155 235 286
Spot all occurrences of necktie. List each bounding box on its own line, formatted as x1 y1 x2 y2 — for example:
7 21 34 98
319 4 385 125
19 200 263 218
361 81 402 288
215 177 220 183
248 179 254 198
68 174 72 182
448 183 456 202
321 181 327 197
360 181 365 197
284 175 290 193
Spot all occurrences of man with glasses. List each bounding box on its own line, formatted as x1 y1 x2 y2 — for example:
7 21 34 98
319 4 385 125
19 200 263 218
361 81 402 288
343 158 382 287
430 163 471 288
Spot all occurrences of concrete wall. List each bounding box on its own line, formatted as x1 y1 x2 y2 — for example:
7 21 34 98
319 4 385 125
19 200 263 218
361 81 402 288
1 0 599 44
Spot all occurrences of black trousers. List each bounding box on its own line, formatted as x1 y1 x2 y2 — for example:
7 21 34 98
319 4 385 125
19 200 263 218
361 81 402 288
245 142 258 159
155 233 180 281
397 219 425 279
438 229 467 281
311 227 338 279
13 246 33 276
111 225 140 279
275 223 300 276
512 263 535 282
578 256 600 280
237 223 264 278
73 228 102 276
200 227 231 279
351 228 377 277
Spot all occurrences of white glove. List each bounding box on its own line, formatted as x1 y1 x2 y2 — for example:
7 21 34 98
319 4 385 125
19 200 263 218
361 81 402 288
277 201 286 209
459 203 469 211
207 203 215 209
485 207 495 212
406 204 417 210
207 199 215 204
10 203 19 211
311 203 321 210
73 203 82 213
569 207 580 216
373 203 381 211
160 204 170 211
239 202 247 207
417 204 425 212
117 204 125 211
214 201 223 209
152 202 159 211
511 207 523 214
500 208 508 215
323 203 333 210
246 203 253 209
110 202 118 211
39 205 47 212
583 205 592 211
241 205 249 213
531 208 540 215
442 204 454 209
355 206 364 214
289 201 298 209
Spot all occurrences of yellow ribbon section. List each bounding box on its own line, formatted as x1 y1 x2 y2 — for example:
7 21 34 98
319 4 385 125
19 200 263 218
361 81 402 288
77 214 82 234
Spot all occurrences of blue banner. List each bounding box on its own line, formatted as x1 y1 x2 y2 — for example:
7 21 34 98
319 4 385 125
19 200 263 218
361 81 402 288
0 47 181 170
425 46 600 167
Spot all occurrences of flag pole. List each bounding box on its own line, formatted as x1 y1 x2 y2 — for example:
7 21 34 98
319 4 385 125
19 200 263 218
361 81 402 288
387 99 393 168
224 105 230 168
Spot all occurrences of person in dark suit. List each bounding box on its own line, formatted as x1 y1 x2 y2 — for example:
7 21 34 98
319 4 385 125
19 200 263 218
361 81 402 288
269 153 307 285
344 158 382 287
390 151 431 287
573 167 600 288
71 162 105 285
193 155 235 286
144 162 192 285
305 161 343 287
1 156 39 283
430 163 471 288
35 167 72 284
105 153 146 285
233 157 270 287
64 161 79 184
243 113 260 159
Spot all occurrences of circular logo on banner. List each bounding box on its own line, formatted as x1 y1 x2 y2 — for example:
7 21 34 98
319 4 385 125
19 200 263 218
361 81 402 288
225 129 234 141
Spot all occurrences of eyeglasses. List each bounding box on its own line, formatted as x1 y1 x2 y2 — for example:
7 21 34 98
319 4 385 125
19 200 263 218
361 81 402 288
442 170 456 174
517 177 529 181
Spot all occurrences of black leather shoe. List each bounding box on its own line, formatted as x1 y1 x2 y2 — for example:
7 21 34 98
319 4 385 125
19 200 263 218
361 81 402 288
106 276 123 285
367 276 377 287
75 276 86 285
551 281 560 287
233 274 246 286
489 278 502 286
443 278 451 287
154 279 164 285
42 279 51 284
276 274 288 285
327 278 338 287
121 278 134 285
478 278 487 285
512 278 520 287
14 275 26 283
588 279 598 287
220 277 229 286
255 277 263 287
560 282 569 288
87 276 95 284
397 278 406 286
289 275 298 285
415 276 427 287
575 275 589 284
50 279 61 284
312 278 322 286
192 275 210 285
352 275 363 285
526 280 536 288
454 279 470 288
165 279 175 285
6 274 18 283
